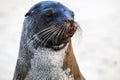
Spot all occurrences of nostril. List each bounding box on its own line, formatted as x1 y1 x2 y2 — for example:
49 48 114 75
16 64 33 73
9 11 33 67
64 19 74 23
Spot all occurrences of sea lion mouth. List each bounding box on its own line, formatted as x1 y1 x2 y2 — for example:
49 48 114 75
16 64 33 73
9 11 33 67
37 21 78 50
23 21 78 50
63 21 78 38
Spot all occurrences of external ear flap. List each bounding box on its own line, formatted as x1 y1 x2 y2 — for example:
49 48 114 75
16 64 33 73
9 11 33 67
25 4 39 17
25 11 34 17
25 12 31 17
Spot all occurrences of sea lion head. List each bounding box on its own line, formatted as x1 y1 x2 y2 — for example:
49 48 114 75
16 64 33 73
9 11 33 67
24 1 79 50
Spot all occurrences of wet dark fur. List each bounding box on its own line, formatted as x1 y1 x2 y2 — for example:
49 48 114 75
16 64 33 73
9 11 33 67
13 1 85 80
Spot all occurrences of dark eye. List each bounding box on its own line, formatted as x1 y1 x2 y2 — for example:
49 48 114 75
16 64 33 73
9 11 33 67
45 9 55 17
43 9 56 22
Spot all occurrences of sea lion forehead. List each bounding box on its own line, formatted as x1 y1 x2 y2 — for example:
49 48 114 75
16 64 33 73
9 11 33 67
25 1 73 17
40 1 67 9
30 1 70 12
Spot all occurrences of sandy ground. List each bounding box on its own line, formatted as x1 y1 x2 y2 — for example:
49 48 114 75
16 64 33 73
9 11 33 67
0 0 120 80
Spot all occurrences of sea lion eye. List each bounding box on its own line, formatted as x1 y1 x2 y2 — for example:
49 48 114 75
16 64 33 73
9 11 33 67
45 9 55 17
43 9 55 22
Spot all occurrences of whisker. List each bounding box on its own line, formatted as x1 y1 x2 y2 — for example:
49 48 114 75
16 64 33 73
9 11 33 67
38 27 57 39
23 27 55 47
40 30 57 46
34 28 57 48
40 28 59 46
36 26 56 35
55 26 63 44
23 26 56 50
34 32 53 48
59 25 66 41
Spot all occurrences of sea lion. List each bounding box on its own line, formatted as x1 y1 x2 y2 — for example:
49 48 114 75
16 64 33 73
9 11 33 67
13 1 85 80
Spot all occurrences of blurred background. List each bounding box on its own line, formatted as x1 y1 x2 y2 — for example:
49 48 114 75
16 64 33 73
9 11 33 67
0 0 120 80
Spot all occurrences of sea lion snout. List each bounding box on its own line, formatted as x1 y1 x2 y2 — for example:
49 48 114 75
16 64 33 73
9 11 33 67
65 22 78 38
61 18 78 38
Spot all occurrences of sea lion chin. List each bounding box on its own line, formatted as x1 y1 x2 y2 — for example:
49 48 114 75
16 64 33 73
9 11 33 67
13 1 85 80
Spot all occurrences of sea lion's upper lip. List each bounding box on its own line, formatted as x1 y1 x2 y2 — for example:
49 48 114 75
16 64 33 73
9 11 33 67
65 29 76 37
